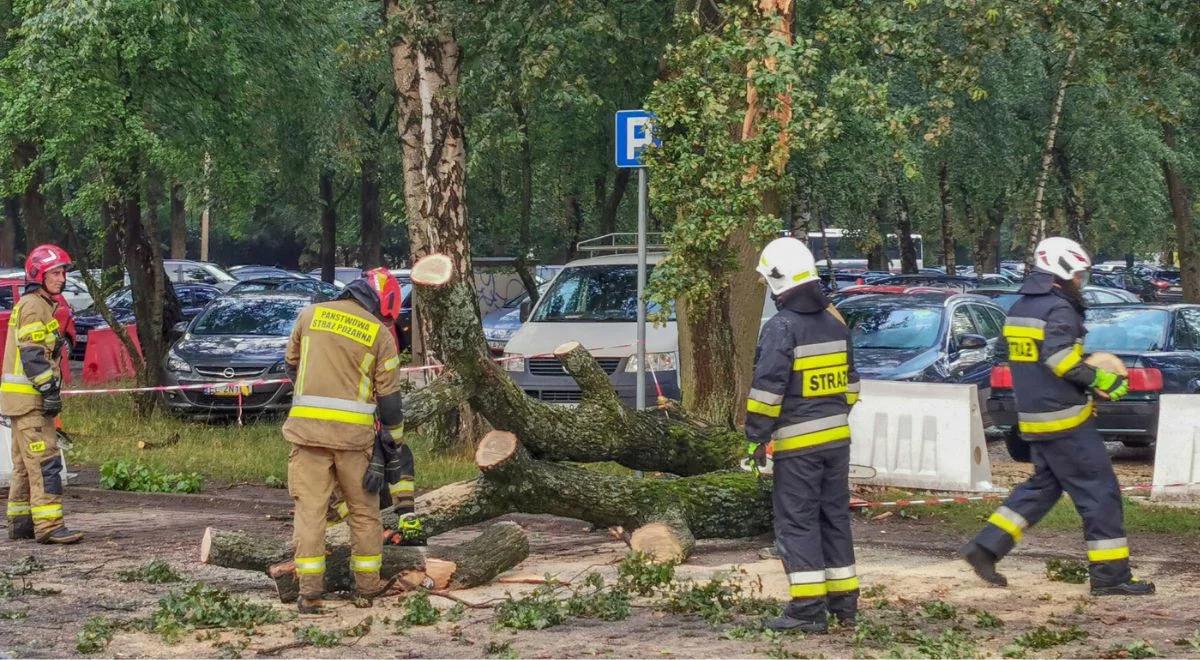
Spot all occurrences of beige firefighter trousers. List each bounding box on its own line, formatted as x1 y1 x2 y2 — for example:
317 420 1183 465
6 413 64 538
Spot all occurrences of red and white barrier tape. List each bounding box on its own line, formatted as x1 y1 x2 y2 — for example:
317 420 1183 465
850 483 1188 511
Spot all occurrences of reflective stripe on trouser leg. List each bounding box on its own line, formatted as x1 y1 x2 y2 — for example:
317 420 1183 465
14 414 64 537
288 444 338 599
295 556 327 575
973 442 1063 560
332 447 383 594
772 451 829 622
1087 538 1129 562
351 554 382 573
6 501 30 517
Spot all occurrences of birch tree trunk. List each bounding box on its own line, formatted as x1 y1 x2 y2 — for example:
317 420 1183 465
169 184 187 259
938 161 956 272
1162 122 1199 303
1027 47 1076 267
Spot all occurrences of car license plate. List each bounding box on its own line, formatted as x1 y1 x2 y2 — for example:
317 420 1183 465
204 383 252 397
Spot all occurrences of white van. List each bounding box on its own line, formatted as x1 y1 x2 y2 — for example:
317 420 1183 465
502 238 774 407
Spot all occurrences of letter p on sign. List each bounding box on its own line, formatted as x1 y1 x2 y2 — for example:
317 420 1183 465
615 110 661 169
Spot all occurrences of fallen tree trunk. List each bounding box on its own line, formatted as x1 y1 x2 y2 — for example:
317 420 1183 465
201 521 529 601
410 255 743 476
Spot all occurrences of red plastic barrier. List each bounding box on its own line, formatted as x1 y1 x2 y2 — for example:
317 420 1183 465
0 316 72 385
82 325 142 385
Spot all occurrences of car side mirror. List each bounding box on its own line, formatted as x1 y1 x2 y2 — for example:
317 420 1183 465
170 321 188 337
519 300 532 323
957 334 988 351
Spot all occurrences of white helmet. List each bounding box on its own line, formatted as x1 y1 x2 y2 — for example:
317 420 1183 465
756 237 818 296
1033 236 1092 280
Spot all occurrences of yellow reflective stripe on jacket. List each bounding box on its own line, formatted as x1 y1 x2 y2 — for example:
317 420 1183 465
389 479 415 495
357 353 375 402
1003 325 1045 340
746 388 783 417
774 425 851 453
295 555 326 575
309 307 380 347
382 356 400 371
351 554 382 573
1087 538 1130 562
1046 343 1084 377
845 392 859 405
30 368 54 386
295 336 310 396
17 321 47 342
793 352 847 371
1 378 38 395
31 504 63 521
1018 402 1094 435
289 406 375 426
6 501 30 516
987 506 1028 542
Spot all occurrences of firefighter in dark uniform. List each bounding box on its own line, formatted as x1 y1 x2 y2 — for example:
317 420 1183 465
746 237 862 633
962 236 1154 596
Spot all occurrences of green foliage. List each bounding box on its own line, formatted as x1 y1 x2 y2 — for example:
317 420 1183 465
1108 640 1160 658
911 629 979 659
399 592 440 627
116 559 185 584
147 583 280 643
1045 558 1089 584
344 616 374 638
1003 625 1088 656
494 584 569 631
484 640 518 659
974 611 1004 629
919 600 959 621
76 616 118 654
444 603 465 623
297 626 342 648
616 551 676 596
565 573 631 622
5 555 46 576
263 475 285 489
100 460 203 494
0 610 28 620
659 572 781 625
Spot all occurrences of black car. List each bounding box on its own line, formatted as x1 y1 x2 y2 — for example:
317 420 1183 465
989 304 1200 461
836 293 1008 413
228 277 340 300
1089 270 1159 301
160 293 313 415
71 283 223 360
228 265 304 281
971 284 1140 312
870 275 982 292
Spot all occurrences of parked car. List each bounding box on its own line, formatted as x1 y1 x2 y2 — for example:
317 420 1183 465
988 303 1200 461
160 293 313 416
308 267 365 287
228 277 340 300
71 283 222 360
163 260 238 292
971 284 1140 312
1089 270 1160 301
0 280 77 356
228 265 304 281
836 293 1007 415
830 285 952 303
482 284 550 354
870 275 981 292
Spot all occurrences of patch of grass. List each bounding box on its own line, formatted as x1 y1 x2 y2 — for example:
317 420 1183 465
1107 640 1160 658
399 592 440 627
919 600 958 621
297 625 342 648
76 615 117 654
617 551 676 596
852 616 895 648
974 611 1004 629
100 459 203 493
64 393 477 488
912 628 978 659
860 584 888 599
1002 625 1087 656
1045 558 1089 584
484 640 518 658
0 575 59 599
444 603 465 622
565 573 631 622
147 582 280 643
660 572 782 624
494 584 568 630
116 559 184 584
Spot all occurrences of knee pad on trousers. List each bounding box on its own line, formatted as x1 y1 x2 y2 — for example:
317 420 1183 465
41 455 64 495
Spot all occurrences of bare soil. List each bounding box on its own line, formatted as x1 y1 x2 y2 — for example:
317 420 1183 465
2 447 1198 659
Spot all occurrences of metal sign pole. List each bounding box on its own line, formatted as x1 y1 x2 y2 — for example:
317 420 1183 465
636 167 648 412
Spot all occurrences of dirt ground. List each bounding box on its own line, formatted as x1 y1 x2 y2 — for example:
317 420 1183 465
1 442 1198 659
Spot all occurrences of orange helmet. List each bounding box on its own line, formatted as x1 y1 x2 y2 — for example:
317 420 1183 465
26 244 73 284
363 267 403 322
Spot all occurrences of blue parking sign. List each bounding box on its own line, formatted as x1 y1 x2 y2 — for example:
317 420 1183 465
614 110 660 168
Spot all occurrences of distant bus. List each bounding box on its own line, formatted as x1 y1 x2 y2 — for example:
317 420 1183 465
802 228 924 271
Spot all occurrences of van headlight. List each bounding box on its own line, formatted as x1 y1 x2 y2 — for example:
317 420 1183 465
625 352 678 373
501 354 525 372
165 350 192 374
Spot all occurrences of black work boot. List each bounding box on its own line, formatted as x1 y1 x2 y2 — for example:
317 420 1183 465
7 516 34 540
961 542 1007 587
766 602 828 634
37 527 83 545
830 611 857 628
296 597 325 614
1092 578 1156 597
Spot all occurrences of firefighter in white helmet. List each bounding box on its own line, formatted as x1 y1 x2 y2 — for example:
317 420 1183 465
747 237 861 632
962 236 1154 596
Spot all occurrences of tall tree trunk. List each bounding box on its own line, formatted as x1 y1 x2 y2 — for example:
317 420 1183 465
564 193 584 270
1162 122 1199 303
15 142 49 247
145 171 164 235
895 190 919 274
319 169 337 283
0 197 16 267
359 158 383 267
513 99 533 255
169 183 187 259
599 168 631 235
979 202 1005 274
1028 47 1077 267
938 161 956 272
1054 143 1085 243
101 202 124 290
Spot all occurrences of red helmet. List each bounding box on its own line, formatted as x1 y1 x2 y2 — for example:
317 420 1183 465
363 267 403 322
25 244 73 284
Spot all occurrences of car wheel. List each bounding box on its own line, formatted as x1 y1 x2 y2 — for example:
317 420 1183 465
1005 429 1032 462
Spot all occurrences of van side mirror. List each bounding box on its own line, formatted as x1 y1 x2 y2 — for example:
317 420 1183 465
519 300 532 323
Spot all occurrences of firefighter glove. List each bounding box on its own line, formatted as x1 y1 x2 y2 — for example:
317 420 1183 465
1091 368 1129 402
363 447 386 494
747 442 768 468
39 380 62 417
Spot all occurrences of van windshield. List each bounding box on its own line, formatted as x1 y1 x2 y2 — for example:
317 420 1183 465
530 265 674 322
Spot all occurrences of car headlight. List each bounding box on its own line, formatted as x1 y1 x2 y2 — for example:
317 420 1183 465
625 352 678 373
269 361 289 374
165 351 192 374
501 354 525 372
484 327 514 341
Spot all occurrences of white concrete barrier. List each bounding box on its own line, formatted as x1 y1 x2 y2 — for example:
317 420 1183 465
848 380 997 492
0 416 71 488
1151 395 1200 501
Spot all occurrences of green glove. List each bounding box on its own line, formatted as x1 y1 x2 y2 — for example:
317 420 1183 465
1091 369 1129 402
747 442 768 468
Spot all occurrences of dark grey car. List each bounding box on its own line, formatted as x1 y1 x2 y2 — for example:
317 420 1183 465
160 293 311 415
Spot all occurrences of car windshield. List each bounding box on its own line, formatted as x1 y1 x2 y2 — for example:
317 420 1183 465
842 305 943 349
190 297 309 336
230 281 280 294
531 265 674 322
202 264 237 283
1085 308 1169 352
105 288 134 309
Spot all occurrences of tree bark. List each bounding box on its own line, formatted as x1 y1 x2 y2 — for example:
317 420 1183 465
319 169 337 283
676 292 737 427
121 184 178 393
0 197 16 267
564 193 585 273
359 158 383 268
514 99 533 255
938 161 956 273
599 168 631 236
1028 47 1076 267
15 143 49 247
895 190 919 274
101 202 124 290
169 184 187 259
1162 122 1199 303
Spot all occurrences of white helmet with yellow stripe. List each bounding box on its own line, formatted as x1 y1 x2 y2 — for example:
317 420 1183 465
756 237 819 296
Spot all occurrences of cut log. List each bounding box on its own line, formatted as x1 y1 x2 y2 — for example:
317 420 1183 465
629 519 696 564
409 255 745 477
203 522 529 601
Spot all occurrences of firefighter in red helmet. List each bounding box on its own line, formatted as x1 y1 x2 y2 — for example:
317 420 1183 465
4 244 83 544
